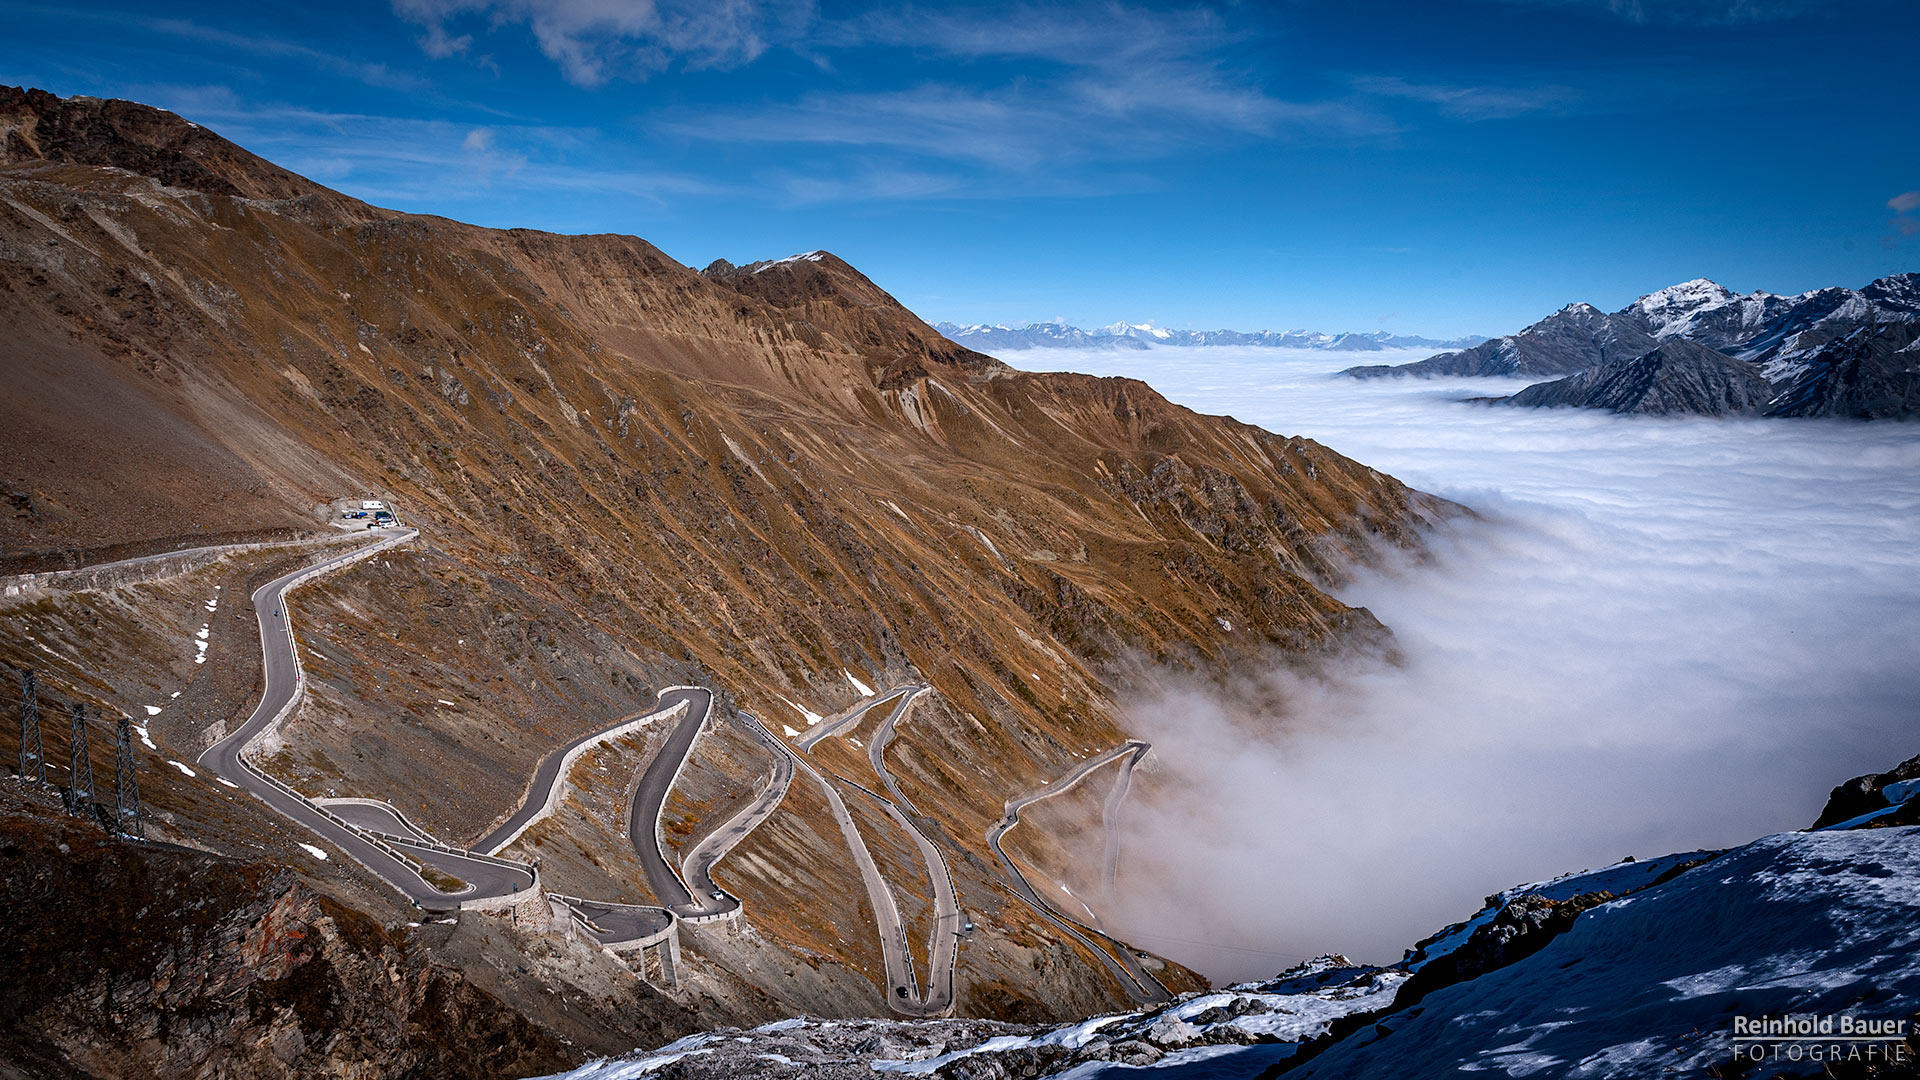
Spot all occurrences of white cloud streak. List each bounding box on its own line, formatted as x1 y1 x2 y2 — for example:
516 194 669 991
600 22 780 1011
1353 75 1577 121
654 4 1390 180
1497 0 1821 22
1002 345 1920 981
392 0 802 85
137 84 736 208
126 16 436 94
383 2 1584 202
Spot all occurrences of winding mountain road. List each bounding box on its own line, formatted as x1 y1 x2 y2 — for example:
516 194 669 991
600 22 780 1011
560 898 674 946
987 740 1170 1004
858 686 962 1014
789 685 962 1016
793 686 909 752
95 525 1154 1002
681 714 795 912
195 528 538 909
477 694 691 855
621 687 737 918
76 526 798 951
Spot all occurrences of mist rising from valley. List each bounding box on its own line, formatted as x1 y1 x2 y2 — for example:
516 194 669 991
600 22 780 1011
1004 346 1920 981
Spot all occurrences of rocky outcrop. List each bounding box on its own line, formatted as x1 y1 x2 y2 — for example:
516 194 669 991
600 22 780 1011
0 797 569 1079
538 957 1406 1079
1812 750 1920 828
1392 890 1615 1009
1765 320 1920 419
700 250 1007 388
0 85 375 223
1503 339 1775 415
1342 302 1657 379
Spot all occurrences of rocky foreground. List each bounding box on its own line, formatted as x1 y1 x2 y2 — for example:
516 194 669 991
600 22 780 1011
542 756 1920 1080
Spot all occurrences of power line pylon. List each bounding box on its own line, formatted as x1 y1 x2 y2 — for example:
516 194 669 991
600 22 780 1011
65 702 94 816
17 668 44 783
114 714 144 839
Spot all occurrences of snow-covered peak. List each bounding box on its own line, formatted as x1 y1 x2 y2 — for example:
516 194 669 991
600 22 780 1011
1865 272 1920 303
751 250 827 272
1639 278 1734 304
1630 278 1744 336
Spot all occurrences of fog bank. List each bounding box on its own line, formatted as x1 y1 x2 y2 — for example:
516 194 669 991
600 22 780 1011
1004 346 1920 981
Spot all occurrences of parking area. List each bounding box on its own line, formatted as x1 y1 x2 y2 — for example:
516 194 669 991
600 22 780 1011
325 496 401 531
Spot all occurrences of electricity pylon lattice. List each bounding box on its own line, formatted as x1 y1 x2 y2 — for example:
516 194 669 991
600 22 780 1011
114 714 144 839
67 703 94 814
17 668 44 783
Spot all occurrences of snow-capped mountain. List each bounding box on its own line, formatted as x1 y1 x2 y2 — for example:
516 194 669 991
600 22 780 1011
1344 274 1920 419
933 320 1486 354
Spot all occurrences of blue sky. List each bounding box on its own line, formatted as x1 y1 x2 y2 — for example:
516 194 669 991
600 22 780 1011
4 0 1916 337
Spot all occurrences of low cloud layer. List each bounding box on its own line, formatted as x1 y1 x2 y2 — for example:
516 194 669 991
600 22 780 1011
1007 346 1920 980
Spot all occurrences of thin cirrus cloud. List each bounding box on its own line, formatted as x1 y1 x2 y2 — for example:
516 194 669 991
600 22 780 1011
1497 0 1821 22
391 0 803 86
61 13 437 95
382 2 1574 198
385 2 1391 173
132 84 733 208
657 81 1381 174
654 6 1391 174
1353 75 1578 121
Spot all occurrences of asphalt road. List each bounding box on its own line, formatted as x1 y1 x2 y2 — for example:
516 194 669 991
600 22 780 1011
1 529 362 589
849 687 962 1014
794 686 909 752
321 799 432 839
1099 745 1138 901
624 687 730 918
195 528 535 909
99 527 697 941
475 696 687 855
566 899 674 945
987 741 1171 1005
681 714 795 911
778 686 962 1016
780 738 929 1013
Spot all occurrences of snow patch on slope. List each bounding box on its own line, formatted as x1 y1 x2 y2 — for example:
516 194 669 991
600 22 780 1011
1294 827 1920 1079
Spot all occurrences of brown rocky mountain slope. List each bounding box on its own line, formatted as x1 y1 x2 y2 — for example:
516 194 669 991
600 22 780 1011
0 85 1453 1070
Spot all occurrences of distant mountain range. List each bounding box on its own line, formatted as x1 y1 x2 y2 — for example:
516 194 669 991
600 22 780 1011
933 319 1487 353
1342 275 1920 419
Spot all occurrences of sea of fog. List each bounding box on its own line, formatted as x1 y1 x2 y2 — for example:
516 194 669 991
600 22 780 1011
999 345 1920 981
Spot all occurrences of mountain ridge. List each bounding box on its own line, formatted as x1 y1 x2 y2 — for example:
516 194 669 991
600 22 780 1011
933 319 1486 354
0 84 1456 1072
1341 272 1920 418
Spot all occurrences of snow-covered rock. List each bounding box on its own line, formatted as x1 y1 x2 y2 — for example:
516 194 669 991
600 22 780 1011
531 961 1406 1079
1292 826 1920 1079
